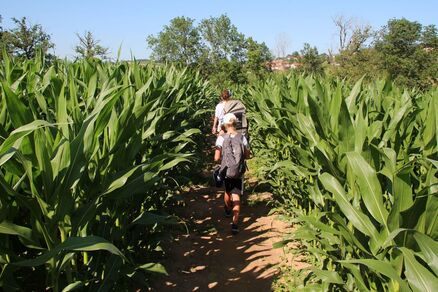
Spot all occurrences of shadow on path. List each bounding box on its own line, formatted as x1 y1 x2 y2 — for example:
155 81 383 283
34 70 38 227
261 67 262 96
151 186 289 292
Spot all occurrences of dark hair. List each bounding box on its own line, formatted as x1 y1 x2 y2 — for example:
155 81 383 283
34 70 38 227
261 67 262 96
221 89 231 100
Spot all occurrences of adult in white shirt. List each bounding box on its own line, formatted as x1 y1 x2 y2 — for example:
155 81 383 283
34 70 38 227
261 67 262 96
211 89 231 134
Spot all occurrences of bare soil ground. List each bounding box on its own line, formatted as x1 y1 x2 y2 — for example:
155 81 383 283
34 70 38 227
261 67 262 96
150 185 305 292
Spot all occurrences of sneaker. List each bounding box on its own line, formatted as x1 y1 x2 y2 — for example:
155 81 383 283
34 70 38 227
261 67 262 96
231 224 239 235
224 207 232 218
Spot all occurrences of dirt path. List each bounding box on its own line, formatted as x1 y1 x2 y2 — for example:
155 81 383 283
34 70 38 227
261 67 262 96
150 185 297 292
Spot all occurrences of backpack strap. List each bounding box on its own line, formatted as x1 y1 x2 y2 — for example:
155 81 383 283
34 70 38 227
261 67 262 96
223 100 229 114
241 134 245 161
233 133 245 162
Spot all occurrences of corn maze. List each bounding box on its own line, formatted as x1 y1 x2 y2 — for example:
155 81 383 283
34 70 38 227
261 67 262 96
245 74 438 291
0 54 212 291
1 52 437 291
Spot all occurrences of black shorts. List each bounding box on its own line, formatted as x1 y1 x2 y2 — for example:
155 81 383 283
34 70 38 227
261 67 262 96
224 178 243 195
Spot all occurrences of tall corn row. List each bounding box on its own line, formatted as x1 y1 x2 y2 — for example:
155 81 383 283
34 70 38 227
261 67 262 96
0 54 212 291
246 74 438 291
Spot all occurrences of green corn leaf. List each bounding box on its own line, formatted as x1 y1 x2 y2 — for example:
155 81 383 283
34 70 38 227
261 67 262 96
0 221 39 247
424 189 438 239
345 76 363 114
338 98 355 153
171 128 201 142
62 281 84 292
423 95 436 154
71 197 101 234
137 262 168 275
87 72 97 100
413 232 438 275
329 83 343 133
273 239 294 249
310 268 344 284
433 92 438 152
101 165 143 195
159 156 191 172
56 83 69 138
320 173 379 240
339 259 409 291
0 120 52 166
296 113 319 146
346 152 389 229
1 81 33 128
34 129 54 195
13 236 126 267
378 101 410 148
330 213 372 255
354 104 367 152
103 171 160 200
96 256 123 292
382 228 411 247
340 262 370 292
400 247 438 292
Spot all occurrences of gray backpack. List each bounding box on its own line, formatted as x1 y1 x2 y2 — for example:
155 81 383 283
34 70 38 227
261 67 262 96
224 100 248 137
220 133 246 179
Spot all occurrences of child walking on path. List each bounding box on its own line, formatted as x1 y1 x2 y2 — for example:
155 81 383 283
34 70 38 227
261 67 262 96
214 113 250 235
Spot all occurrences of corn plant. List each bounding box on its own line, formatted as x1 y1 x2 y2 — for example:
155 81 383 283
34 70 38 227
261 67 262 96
0 53 212 291
245 74 438 291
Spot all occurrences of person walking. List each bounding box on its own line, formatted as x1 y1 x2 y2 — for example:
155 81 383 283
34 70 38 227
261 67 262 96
211 89 232 135
214 113 250 235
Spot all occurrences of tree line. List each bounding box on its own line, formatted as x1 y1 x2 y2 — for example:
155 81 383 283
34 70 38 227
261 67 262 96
147 15 438 89
1 14 437 90
328 16 438 89
147 15 272 87
0 16 109 61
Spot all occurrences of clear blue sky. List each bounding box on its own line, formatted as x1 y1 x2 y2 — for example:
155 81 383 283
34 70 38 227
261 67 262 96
2 0 437 60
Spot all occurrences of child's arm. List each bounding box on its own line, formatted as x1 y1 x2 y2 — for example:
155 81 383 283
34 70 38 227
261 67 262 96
214 135 224 161
214 148 221 162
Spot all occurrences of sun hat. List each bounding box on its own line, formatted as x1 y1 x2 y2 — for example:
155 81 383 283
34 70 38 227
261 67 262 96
223 113 237 125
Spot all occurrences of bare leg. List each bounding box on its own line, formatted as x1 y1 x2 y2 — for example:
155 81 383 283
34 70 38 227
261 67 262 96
224 192 232 211
231 193 241 225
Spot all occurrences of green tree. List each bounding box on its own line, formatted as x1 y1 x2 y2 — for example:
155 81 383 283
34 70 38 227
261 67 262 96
291 51 300 58
1 17 53 59
376 18 438 89
421 24 438 49
245 37 272 78
75 31 109 60
329 48 382 82
198 15 272 85
198 15 247 85
147 14 272 87
328 15 378 82
199 15 246 62
299 43 324 75
333 15 373 53
348 24 373 52
147 16 202 67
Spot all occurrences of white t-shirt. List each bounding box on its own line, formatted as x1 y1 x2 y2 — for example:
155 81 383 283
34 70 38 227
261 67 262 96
215 102 225 132
216 134 249 149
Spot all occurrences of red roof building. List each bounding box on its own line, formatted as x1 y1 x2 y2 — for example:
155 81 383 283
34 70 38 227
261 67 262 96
268 55 303 71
